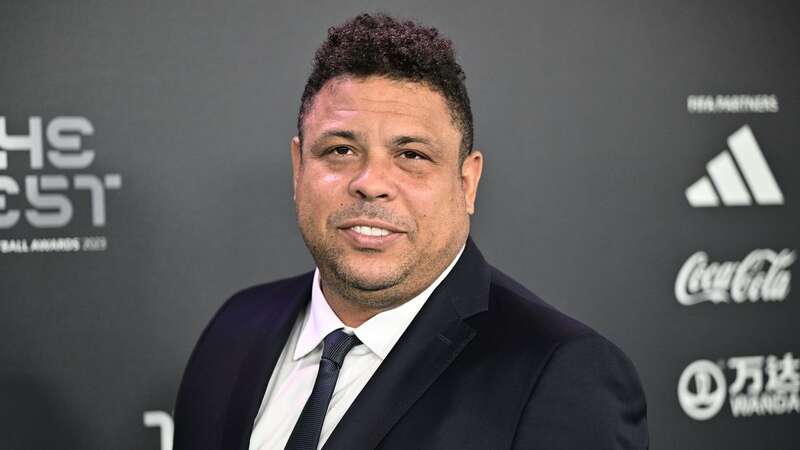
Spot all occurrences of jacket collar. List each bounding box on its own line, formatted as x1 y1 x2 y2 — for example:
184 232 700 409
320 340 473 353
322 236 491 449
222 272 313 450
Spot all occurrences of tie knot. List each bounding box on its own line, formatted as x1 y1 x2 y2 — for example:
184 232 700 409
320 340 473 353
321 329 361 366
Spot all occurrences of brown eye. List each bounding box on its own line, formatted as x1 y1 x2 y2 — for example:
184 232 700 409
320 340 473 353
401 150 425 160
331 146 353 156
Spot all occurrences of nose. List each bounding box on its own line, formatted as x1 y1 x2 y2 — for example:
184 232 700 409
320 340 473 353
348 155 397 201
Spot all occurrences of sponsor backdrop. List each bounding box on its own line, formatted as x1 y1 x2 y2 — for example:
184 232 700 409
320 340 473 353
1 1 798 449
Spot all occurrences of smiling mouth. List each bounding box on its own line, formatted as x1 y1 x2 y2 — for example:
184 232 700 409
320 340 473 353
338 222 406 250
349 225 392 237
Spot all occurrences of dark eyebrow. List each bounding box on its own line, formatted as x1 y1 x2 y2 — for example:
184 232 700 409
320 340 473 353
392 135 433 147
307 130 435 153
309 129 365 150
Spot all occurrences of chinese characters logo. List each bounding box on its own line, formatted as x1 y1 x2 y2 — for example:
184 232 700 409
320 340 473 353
678 352 800 420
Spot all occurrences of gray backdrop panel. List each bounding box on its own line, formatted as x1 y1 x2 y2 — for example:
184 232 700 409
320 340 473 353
1 1 798 449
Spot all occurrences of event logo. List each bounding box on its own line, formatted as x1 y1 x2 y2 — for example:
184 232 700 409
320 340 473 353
0 116 121 253
675 249 795 305
678 353 800 420
685 125 784 207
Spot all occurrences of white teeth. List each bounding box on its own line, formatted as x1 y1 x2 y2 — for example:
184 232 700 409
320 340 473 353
351 225 391 237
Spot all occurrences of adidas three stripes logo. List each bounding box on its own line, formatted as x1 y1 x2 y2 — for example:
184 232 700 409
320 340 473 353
686 125 784 207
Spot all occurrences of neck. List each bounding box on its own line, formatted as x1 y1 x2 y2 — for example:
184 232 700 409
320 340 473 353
318 242 466 327
320 285 381 328
318 275 428 328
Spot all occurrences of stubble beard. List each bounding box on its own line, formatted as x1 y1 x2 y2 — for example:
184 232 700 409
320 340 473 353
296 203 467 312
300 225 419 310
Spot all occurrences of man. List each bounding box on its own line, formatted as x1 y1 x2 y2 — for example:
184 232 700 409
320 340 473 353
174 13 648 450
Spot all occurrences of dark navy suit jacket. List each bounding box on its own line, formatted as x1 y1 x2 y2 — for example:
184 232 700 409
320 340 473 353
173 238 649 449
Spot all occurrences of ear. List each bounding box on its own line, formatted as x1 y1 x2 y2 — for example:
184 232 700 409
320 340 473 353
460 150 483 215
290 136 302 200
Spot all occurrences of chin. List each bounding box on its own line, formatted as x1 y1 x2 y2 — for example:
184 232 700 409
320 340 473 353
334 261 409 292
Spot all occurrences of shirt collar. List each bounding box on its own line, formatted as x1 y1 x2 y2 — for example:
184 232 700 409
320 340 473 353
293 244 465 361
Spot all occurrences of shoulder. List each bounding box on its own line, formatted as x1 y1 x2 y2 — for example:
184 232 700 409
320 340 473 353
484 265 642 387
481 267 648 448
482 265 597 350
185 271 313 368
212 271 314 323
221 272 314 310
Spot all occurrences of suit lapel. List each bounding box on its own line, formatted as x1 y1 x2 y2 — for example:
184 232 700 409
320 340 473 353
323 238 491 450
222 272 313 450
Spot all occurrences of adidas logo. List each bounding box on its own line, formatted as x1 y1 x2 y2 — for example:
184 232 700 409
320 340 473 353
686 125 784 207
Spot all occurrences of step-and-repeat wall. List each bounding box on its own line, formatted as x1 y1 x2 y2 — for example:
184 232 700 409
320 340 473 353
2 1 798 449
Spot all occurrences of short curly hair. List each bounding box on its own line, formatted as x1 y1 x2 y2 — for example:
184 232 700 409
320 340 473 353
297 13 474 159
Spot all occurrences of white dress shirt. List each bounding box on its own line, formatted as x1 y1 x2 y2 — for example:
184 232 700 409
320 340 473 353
248 246 464 450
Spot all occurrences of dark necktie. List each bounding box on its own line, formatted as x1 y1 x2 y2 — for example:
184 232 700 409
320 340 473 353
284 329 362 450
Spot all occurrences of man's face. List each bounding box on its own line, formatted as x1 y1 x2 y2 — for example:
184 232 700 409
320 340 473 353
291 76 482 308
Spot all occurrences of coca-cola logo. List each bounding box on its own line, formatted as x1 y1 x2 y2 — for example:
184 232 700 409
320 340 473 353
675 249 795 305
